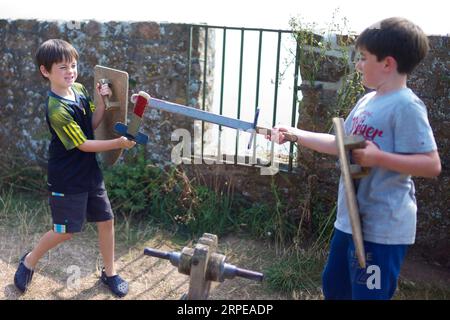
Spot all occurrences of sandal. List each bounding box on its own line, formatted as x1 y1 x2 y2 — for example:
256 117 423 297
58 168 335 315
101 268 128 298
14 252 34 293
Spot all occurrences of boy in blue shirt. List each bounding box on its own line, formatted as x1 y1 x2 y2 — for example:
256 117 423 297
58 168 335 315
14 39 135 297
268 17 441 299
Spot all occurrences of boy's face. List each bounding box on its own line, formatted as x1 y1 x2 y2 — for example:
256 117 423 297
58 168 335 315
355 49 387 90
40 59 78 89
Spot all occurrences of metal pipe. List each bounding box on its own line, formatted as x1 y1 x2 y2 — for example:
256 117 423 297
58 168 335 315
201 26 209 160
218 28 227 159
289 41 301 172
235 28 245 161
189 24 292 34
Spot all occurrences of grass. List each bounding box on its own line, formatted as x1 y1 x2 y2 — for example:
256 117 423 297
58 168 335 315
265 243 450 300
264 248 327 298
0 188 157 248
0 189 51 235
1 186 449 300
395 278 450 300
102 155 242 238
115 211 158 247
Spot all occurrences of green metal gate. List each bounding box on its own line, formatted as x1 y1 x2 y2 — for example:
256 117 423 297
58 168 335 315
186 24 300 172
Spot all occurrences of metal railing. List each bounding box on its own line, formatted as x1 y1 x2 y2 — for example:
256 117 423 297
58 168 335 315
187 24 300 172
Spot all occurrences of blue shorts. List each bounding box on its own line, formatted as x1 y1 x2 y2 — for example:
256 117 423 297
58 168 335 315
322 228 409 300
49 182 114 234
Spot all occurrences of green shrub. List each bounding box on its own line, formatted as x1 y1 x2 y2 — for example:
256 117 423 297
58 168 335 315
103 151 241 237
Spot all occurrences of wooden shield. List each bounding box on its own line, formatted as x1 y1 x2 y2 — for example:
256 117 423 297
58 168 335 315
94 65 128 166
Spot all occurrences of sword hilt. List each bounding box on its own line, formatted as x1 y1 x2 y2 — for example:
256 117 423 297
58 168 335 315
247 107 261 149
128 91 150 137
256 127 298 143
98 78 112 110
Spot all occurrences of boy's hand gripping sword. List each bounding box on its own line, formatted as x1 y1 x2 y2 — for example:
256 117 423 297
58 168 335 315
98 78 113 110
114 91 150 145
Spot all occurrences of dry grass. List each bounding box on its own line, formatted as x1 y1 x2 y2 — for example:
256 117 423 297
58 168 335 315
1 191 449 300
0 226 286 300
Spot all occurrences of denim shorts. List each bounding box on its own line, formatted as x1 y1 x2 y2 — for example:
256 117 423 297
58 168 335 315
49 183 113 233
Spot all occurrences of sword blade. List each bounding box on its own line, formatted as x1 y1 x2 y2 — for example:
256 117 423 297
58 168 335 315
149 98 255 132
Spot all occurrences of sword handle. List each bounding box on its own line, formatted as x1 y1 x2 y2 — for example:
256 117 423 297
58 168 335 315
256 127 298 142
279 132 298 142
247 107 261 149
98 78 112 110
133 91 151 117
128 91 150 136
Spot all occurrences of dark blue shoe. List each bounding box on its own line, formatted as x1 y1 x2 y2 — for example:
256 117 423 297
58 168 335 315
101 268 128 298
14 252 34 293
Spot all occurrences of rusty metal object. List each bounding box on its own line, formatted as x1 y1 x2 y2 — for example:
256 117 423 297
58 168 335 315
144 233 264 299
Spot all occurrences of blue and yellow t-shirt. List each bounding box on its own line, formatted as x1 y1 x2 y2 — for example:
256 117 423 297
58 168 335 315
45 82 103 193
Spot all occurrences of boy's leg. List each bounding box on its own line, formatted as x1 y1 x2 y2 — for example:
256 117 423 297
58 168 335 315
97 220 128 298
87 183 128 297
97 219 116 276
15 191 87 293
37 191 88 267
86 183 115 275
349 241 409 300
25 231 73 268
15 230 73 292
322 228 353 299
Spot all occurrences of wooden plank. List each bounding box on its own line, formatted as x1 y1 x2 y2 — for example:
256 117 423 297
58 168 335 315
93 65 129 166
187 244 211 299
333 117 366 268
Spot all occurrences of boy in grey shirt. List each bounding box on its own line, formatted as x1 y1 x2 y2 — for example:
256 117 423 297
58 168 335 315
268 17 441 299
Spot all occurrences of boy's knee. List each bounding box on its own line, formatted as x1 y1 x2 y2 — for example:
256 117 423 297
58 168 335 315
53 231 73 241
61 233 73 241
65 233 74 240
97 219 114 228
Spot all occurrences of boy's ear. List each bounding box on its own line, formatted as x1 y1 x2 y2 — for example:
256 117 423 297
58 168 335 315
383 56 398 73
39 65 50 78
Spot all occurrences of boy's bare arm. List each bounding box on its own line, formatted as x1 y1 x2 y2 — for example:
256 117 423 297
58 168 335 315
353 141 441 177
296 129 338 155
91 104 105 130
77 137 135 153
270 126 338 155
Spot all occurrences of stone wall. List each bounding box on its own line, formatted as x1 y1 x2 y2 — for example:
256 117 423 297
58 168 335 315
406 36 449 265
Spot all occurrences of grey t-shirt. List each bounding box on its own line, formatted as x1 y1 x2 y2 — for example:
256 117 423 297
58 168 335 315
335 88 437 245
